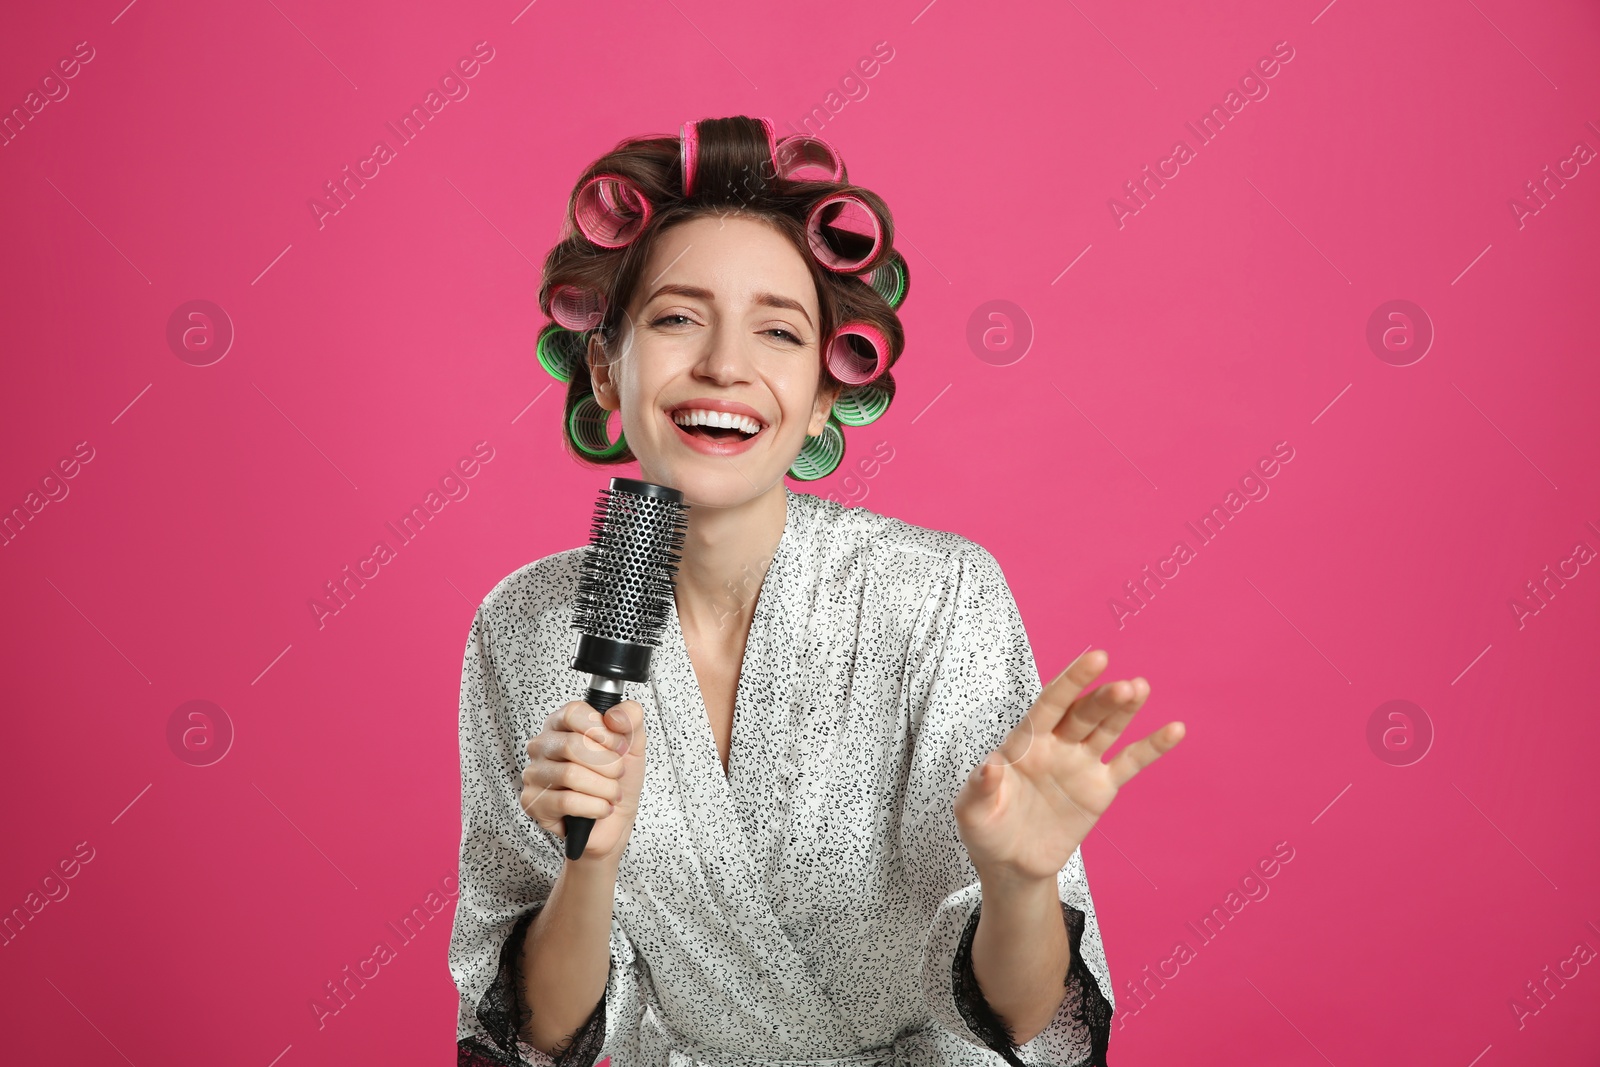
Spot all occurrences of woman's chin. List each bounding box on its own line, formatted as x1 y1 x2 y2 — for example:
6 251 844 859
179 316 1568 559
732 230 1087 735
637 453 791 508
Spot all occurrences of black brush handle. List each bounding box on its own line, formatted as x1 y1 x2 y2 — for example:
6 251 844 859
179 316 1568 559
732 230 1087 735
565 476 687 862
563 684 626 861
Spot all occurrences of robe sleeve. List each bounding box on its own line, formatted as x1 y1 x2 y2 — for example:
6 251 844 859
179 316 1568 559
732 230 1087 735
896 544 1116 1067
449 602 650 1067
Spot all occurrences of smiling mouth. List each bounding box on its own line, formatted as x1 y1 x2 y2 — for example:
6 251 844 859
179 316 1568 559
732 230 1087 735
681 424 751 441
669 409 766 443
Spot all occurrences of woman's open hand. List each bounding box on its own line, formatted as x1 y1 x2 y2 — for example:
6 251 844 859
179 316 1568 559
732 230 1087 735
953 649 1184 884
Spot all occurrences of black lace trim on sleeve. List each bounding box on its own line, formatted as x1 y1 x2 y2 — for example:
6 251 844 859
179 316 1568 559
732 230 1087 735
458 1035 532 1067
951 899 1114 1067
469 900 610 1067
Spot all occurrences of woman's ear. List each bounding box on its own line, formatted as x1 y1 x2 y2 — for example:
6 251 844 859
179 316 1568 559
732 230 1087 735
588 336 620 412
808 378 843 436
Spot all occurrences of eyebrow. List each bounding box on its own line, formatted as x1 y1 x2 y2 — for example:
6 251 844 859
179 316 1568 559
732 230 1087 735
642 283 813 329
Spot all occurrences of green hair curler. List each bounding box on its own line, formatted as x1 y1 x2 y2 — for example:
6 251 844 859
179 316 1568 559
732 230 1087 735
832 378 894 427
787 415 846 480
568 391 628 459
864 250 909 309
537 323 589 383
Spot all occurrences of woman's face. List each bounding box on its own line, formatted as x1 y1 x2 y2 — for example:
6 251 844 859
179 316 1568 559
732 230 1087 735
589 214 840 508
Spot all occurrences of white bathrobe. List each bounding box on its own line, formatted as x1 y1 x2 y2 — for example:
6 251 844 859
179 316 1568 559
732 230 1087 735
449 487 1115 1067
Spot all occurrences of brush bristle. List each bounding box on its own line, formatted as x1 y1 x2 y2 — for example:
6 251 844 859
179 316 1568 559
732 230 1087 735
572 486 689 645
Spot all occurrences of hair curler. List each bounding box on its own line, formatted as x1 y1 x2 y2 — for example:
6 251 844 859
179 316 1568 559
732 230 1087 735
832 377 895 427
568 392 628 459
574 173 653 248
565 478 689 861
679 121 700 195
825 322 890 385
788 416 847 480
550 283 606 332
681 116 779 198
774 133 845 183
537 324 588 383
863 250 909 309
806 193 884 272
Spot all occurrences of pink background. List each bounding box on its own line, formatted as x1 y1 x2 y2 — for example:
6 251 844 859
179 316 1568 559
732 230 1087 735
3 0 1598 1064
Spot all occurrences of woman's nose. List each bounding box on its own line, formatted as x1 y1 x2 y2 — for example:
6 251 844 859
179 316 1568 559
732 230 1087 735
694 326 753 383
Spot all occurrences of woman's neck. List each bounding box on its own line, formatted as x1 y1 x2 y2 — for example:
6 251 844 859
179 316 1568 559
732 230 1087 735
673 483 787 644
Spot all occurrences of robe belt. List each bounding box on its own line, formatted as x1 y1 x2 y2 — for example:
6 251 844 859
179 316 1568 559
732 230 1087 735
665 1051 896 1067
643 1007 898 1067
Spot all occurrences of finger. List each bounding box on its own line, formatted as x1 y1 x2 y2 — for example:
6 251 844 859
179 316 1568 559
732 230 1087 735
578 710 633 751
520 772 560 825
603 700 646 756
966 753 1004 798
553 729 630 776
1022 649 1109 738
527 785 614 827
550 703 632 755
1077 677 1150 757
1104 721 1186 789
531 709 565 757
520 754 560 816
1061 677 1150 754
1048 679 1124 746
533 754 625 802
558 699 645 751
555 700 610 734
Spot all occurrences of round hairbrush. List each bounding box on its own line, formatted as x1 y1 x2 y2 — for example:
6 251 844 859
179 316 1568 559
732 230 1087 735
565 477 689 860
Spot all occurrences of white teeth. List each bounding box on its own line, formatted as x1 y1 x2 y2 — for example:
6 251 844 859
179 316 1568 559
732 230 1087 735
671 408 762 435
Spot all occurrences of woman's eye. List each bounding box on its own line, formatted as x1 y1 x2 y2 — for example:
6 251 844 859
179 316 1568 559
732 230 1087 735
650 314 800 344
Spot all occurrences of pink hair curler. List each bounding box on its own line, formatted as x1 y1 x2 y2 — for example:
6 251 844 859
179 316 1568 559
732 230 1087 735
679 121 700 195
550 283 606 332
825 322 890 385
807 194 883 273
681 117 781 196
774 134 844 183
574 173 653 248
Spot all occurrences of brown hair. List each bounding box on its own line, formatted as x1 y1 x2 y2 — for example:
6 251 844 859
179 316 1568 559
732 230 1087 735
536 115 909 472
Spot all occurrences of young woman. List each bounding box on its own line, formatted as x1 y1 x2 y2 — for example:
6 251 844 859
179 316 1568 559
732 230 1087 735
449 116 1184 1067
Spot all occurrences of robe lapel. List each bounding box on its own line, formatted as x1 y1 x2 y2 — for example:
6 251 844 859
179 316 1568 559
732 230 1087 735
724 505 809 881
631 490 862 1039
